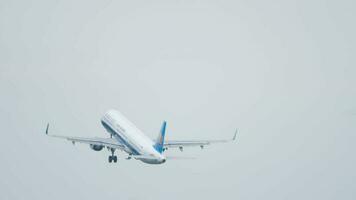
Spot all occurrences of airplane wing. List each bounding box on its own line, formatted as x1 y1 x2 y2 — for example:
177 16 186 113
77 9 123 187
163 130 238 150
45 124 126 151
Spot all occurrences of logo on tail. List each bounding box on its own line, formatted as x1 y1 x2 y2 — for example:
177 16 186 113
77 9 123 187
154 121 166 154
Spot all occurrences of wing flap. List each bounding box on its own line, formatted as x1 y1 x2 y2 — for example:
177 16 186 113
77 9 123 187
45 123 125 150
49 135 125 150
163 129 238 148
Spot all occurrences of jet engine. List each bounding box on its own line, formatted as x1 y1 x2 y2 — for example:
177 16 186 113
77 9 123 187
90 144 104 151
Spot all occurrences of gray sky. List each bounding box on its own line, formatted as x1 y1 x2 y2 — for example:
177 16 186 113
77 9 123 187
0 0 355 199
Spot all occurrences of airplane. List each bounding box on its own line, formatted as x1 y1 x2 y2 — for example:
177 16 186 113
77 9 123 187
45 109 237 164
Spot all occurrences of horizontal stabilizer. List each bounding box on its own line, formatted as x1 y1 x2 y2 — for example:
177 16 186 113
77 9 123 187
165 156 196 160
131 155 158 160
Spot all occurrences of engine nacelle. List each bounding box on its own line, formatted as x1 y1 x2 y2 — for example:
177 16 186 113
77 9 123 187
90 144 104 151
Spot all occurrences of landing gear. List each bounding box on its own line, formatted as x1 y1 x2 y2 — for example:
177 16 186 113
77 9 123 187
108 155 117 163
108 148 117 163
126 154 132 160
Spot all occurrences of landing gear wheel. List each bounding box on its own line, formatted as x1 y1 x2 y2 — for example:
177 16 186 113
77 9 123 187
108 148 117 163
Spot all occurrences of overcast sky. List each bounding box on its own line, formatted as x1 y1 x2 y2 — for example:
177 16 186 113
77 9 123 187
0 0 355 199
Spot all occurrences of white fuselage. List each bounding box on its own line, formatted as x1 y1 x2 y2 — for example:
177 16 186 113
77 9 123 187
101 110 165 164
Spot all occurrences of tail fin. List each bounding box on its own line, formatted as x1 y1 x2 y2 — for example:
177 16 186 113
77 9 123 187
154 121 166 154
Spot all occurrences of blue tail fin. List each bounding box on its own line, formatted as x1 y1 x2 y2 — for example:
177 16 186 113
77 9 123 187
154 121 166 154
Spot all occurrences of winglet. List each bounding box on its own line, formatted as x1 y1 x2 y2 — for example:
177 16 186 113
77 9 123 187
232 129 238 141
45 123 49 135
